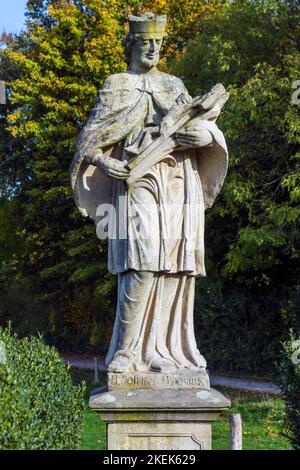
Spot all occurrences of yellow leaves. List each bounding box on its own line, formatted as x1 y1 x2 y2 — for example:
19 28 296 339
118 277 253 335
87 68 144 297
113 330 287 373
45 186 70 199
5 50 40 77
47 1 78 25
5 50 27 64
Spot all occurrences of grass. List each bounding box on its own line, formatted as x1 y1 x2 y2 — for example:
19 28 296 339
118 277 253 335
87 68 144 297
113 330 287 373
70 368 292 451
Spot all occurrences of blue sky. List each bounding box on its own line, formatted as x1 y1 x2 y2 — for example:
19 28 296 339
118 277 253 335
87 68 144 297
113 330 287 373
0 0 27 33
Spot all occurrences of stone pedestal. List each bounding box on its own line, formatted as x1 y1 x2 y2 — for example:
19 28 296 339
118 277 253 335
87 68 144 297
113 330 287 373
89 387 230 450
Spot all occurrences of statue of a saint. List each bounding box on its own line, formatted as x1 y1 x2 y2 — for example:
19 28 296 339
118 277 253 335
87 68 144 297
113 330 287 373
70 13 228 376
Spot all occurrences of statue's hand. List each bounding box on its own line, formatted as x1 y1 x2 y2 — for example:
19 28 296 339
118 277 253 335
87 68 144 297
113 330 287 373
175 123 213 149
87 152 130 180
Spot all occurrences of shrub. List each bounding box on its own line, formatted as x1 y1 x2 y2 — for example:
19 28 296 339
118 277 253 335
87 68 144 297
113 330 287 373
276 331 300 450
0 326 86 450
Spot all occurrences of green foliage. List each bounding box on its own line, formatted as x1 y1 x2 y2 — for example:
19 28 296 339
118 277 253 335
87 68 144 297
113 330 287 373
0 0 129 351
171 0 299 283
0 326 85 450
212 388 292 450
0 0 222 353
76 365 292 450
276 331 300 450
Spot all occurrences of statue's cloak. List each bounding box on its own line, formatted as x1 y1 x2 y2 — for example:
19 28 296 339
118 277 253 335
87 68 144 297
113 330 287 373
70 70 228 221
70 70 228 276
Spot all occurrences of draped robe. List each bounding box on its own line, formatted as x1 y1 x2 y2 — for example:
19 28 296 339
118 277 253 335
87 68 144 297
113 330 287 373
70 68 228 372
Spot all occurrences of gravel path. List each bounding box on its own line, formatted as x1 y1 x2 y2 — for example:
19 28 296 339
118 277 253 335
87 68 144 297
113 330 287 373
63 355 281 395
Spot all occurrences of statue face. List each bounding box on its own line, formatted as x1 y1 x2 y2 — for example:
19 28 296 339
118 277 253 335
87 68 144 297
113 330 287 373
131 37 163 70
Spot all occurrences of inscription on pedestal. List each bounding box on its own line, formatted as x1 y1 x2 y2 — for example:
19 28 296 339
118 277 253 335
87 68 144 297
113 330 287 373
124 433 203 450
108 370 210 391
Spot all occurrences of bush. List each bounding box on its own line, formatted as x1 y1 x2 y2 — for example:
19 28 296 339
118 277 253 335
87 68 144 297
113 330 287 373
0 326 86 450
276 331 300 450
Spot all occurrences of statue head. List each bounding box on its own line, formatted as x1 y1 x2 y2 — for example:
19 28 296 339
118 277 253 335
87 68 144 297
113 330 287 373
124 12 167 70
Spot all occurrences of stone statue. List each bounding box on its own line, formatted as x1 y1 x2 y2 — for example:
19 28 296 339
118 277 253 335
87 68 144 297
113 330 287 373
70 13 228 380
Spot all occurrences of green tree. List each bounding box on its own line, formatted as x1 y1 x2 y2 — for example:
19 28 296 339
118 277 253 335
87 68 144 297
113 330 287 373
277 331 300 449
0 326 85 450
